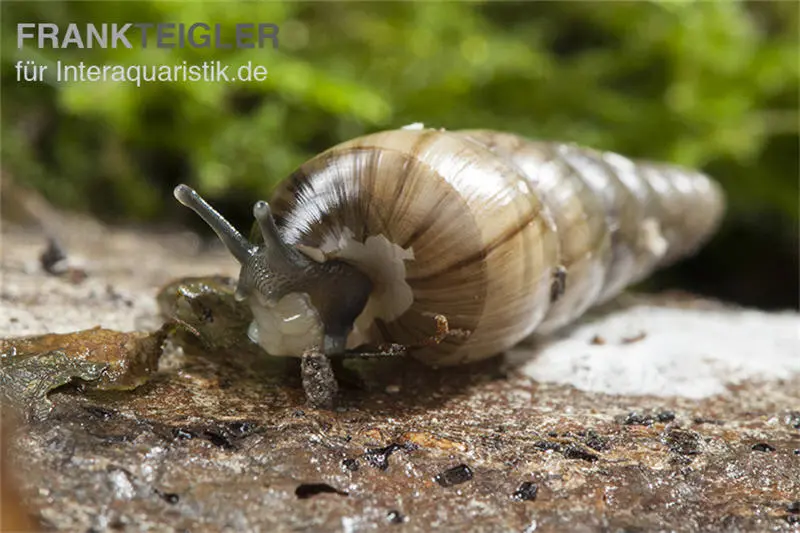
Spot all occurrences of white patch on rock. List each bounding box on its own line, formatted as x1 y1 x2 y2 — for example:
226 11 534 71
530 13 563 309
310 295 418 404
108 469 135 500
512 305 800 399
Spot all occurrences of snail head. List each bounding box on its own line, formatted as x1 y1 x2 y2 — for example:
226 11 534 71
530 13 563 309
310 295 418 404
173 184 372 355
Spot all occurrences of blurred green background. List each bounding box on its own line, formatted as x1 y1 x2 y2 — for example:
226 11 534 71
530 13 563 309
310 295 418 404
2 1 798 309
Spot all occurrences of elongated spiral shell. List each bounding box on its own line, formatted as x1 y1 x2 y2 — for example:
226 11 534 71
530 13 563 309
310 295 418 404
268 127 725 366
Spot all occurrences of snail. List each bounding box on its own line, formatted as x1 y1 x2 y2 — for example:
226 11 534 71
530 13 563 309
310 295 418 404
172 124 725 408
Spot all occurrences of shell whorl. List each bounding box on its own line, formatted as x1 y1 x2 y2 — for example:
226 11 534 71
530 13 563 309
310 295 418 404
269 127 725 365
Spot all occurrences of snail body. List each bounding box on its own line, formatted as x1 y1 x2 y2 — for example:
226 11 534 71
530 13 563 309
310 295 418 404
174 125 724 372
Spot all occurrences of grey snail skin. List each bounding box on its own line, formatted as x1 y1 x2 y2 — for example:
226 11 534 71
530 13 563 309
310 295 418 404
173 124 725 408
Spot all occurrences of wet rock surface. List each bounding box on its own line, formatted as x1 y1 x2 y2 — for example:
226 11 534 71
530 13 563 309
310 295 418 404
1 327 169 421
2 220 799 533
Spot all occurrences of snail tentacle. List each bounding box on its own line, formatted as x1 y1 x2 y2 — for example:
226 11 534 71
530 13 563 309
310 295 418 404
252 200 294 259
173 185 255 264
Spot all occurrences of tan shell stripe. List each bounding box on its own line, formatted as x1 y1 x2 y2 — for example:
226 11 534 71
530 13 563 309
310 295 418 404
407 207 541 283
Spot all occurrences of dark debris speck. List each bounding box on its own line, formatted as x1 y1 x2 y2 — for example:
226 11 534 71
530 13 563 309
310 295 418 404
663 429 702 456
622 410 676 426
154 488 180 505
341 458 359 472
693 417 725 426
224 421 257 438
534 440 599 461
751 442 776 452
165 421 258 449
656 411 676 423
511 482 538 502
584 430 611 452
533 440 561 453
364 443 409 470
39 237 67 274
549 266 567 303
562 445 598 462
623 412 651 426
202 430 234 449
435 464 473 487
294 483 348 499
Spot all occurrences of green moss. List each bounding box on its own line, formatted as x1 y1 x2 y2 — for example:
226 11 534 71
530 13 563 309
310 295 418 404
1 2 797 307
3 1 796 221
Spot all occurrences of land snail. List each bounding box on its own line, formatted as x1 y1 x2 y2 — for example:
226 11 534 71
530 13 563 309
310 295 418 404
173 123 725 408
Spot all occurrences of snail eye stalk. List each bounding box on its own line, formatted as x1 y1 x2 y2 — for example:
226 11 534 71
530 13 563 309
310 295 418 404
173 184 254 264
